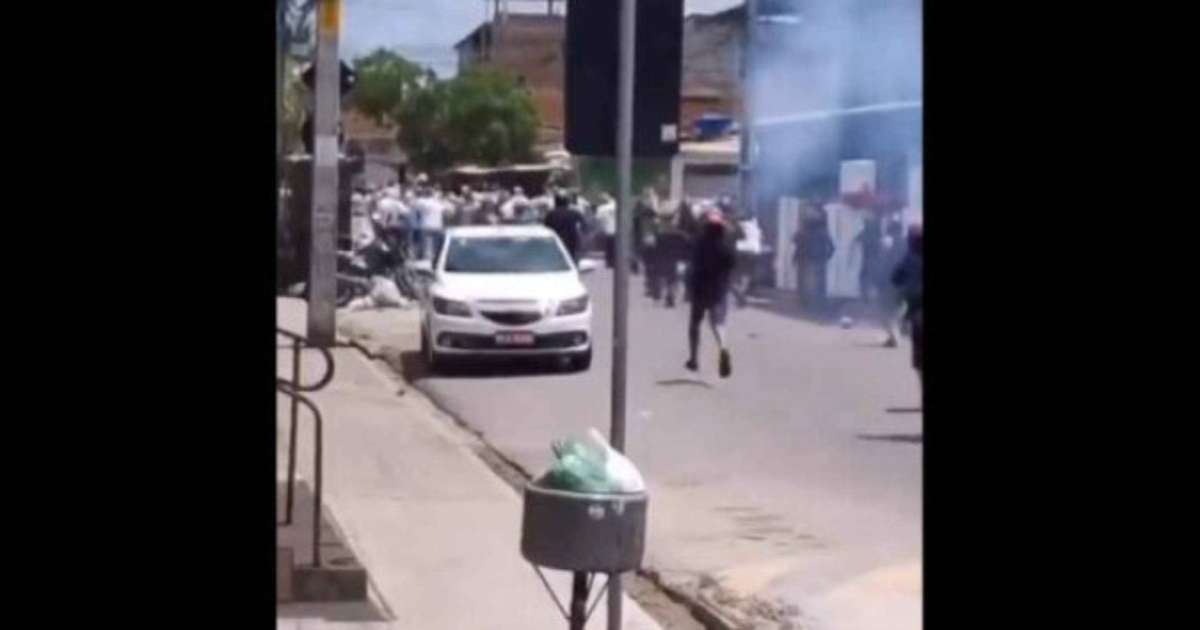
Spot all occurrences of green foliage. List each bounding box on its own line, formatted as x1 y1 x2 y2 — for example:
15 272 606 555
441 69 540 168
396 81 454 172
343 46 541 173
386 65 540 173
350 48 425 125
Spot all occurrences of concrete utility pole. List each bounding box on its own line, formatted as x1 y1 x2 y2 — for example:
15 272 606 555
740 0 759 220
307 0 340 345
277 1 286 188
609 0 637 626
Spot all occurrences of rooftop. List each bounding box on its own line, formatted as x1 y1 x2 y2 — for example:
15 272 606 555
454 13 566 50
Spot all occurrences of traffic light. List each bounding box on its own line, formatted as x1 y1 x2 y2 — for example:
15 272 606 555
299 60 355 154
300 60 357 96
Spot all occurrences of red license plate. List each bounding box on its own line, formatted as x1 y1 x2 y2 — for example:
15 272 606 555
495 332 535 346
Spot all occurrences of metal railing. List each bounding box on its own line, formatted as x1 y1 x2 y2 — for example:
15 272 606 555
277 326 335 567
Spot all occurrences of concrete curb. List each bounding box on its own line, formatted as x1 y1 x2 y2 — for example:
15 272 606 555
636 569 741 630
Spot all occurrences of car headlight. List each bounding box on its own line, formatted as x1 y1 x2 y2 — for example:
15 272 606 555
556 294 589 316
432 296 472 317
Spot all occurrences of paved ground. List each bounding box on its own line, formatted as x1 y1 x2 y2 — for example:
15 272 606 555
339 268 923 630
277 299 664 630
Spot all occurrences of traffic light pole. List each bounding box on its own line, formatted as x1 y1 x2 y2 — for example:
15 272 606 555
609 0 637 627
307 0 340 346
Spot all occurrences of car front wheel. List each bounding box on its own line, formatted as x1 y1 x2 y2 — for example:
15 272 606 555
422 326 445 374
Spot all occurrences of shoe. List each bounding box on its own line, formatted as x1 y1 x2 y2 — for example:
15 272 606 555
883 337 898 348
719 349 732 378
685 358 698 372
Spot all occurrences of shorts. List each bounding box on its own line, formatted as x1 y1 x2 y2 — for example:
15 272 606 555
690 293 729 328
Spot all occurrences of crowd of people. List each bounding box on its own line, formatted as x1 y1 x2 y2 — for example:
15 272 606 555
349 178 595 262
349 177 921 387
789 200 924 384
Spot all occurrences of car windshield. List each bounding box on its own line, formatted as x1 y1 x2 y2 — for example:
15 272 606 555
443 236 570 273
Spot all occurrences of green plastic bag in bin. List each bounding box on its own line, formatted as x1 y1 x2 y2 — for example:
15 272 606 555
536 438 617 493
535 429 645 493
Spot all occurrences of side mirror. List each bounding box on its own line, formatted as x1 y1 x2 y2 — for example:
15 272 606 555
577 259 599 274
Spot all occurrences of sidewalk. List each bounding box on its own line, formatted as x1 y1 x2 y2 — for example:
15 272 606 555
277 298 662 630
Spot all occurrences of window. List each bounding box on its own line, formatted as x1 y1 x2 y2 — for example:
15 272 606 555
444 237 570 273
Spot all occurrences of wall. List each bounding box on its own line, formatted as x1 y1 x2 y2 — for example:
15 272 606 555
680 9 743 132
458 15 567 139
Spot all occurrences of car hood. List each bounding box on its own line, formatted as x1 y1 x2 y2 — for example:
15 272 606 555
432 272 587 304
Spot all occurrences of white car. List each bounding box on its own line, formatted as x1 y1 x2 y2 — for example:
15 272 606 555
418 225 596 373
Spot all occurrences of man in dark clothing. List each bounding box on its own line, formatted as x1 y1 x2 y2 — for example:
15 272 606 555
544 193 586 263
633 200 657 277
674 201 700 303
857 215 883 300
798 214 835 317
655 221 692 308
874 219 907 346
891 224 923 391
686 211 737 378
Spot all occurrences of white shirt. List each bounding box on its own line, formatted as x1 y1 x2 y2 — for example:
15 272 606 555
737 218 764 253
413 196 445 230
501 194 529 221
376 196 409 228
595 201 617 235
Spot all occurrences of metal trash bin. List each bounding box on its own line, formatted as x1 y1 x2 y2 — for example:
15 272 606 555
521 482 648 573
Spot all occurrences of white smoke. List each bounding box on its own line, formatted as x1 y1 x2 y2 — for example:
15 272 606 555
749 0 923 204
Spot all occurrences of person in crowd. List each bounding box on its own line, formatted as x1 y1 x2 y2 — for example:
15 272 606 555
797 207 835 318
873 219 908 347
675 198 700 239
454 185 478 228
856 213 883 314
375 187 411 256
572 191 591 219
891 223 923 391
544 192 586 263
501 186 528 224
634 194 658 281
478 192 501 225
655 205 693 308
685 210 737 378
411 186 446 261
674 200 701 303
594 192 618 268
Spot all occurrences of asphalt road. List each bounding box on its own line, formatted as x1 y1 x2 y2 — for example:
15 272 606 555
404 267 922 630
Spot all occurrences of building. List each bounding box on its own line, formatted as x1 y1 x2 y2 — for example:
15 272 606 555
454 1 567 145
750 0 923 288
680 6 744 136
752 0 922 200
453 1 747 147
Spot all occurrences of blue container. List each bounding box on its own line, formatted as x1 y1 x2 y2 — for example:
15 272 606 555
694 114 734 139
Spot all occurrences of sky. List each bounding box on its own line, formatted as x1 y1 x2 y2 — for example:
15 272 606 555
342 0 743 78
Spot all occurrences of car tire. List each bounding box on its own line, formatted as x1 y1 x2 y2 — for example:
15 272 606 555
422 326 445 374
569 347 592 372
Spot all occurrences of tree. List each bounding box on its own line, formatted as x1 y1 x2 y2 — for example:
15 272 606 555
395 68 540 173
396 81 454 172
350 48 426 125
